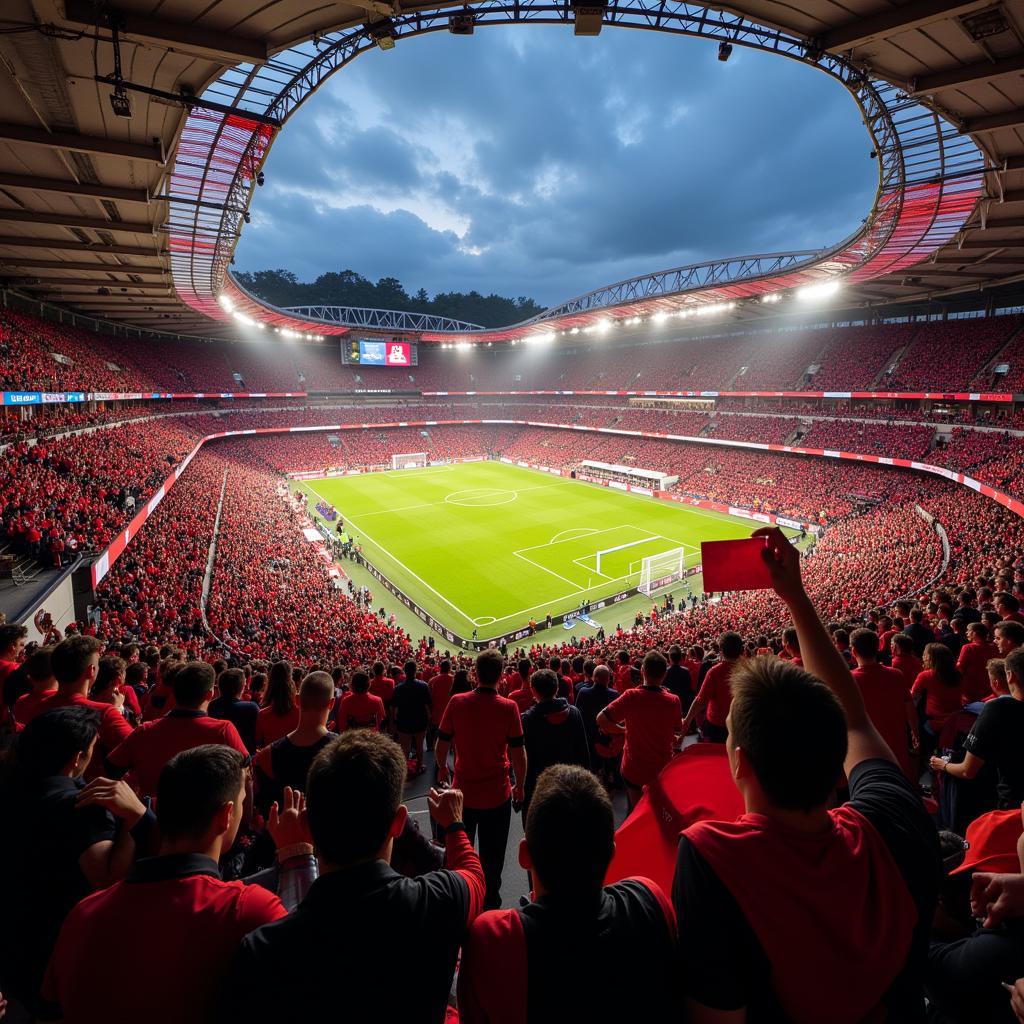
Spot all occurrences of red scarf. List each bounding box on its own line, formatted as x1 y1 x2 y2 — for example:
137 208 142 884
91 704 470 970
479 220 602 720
686 806 915 1023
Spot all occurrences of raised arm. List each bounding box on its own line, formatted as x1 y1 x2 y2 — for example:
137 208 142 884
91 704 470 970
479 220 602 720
752 527 896 774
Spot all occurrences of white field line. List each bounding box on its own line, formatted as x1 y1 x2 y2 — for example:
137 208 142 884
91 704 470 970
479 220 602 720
513 550 586 591
346 478 576 519
300 482 479 629
549 527 599 543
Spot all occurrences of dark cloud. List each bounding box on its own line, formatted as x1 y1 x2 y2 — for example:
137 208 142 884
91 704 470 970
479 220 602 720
236 26 875 306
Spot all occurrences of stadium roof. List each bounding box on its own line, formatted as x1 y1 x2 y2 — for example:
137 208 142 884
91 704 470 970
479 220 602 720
1 0 1023 343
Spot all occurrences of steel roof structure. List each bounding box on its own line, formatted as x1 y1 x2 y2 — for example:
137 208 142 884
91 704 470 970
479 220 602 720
1 0 1023 344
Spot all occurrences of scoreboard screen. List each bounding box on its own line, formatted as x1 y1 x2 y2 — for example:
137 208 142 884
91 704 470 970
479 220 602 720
342 337 418 367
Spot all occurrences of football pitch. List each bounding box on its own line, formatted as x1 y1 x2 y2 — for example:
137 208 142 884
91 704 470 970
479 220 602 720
294 461 787 640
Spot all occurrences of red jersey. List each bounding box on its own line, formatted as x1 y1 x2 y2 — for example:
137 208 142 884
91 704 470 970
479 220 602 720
438 689 523 809
256 704 301 748
614 664 634 693
891 653 922 692
911 670 963 728
508 687 534 714
603 686 682 787
428 672 454 726
108 708 248 797
957 640 999 703
369 675 395 705
696 661 737 728
852 663 912 776
42 855 285 1024
23 691 133 777
337 691 386 730
12 688 57 725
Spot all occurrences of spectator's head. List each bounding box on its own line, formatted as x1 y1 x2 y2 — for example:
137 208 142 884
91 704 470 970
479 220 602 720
891 633 915 658
924 643 959 687
403 660 417 682
299 671 335 720
720 632 744 661
24 645 55 688
583 659 595 680
250 672 268 704
51 635 102 692
850 629 880 665
727 656 847 814
350 670 370 694
14 706 99 779
1005 649 1024 698
995 592 1020 618
689 645 705 661
125 662 148 691
593 664 611 688
372 661 385 678
987 658 1009 697
617 650 629 666
517 658 531 679
910 608 924 625
530 668 558 702
642 650 668 687
0 623 27 662
217 667 245 700
439 660 451 675
967 622 989 644
156 745 247 857
119 643 140 664
171 661 216 709
307 730 406 869
452 669 470 695
475 648 503 689
782 627 800 657
91 655 126 701
521 765 614 900
267 661 296 715
994 620 1024 656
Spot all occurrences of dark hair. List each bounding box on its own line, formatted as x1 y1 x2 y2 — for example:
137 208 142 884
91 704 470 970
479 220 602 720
1005 648 1024 687
14 707 100 778
451 669 471 696
250 672 268 701
782 627 800 652
171 661 216 707
518 658 531 677
24 645 54 683
850 628 880 660
51 635 102 685
351 670 370 694
617 650 629 665
307 731 404 866
995 620 1024 646
967 621 989 641
440 660 451 674
267 661 296 716
729 656 847 813
156 745 245 841
530 668 558 700
0 623 27 655
212 658 228 676
642 650 668 686
372 661 385 676
476 648 503 687
93 656 126 697
996 591 1020 613
125 662 148 689
924 643 960 687
404 660 417 681
218 667 246 699
119 643 139 661
525 765 615 897
720 631 744 660
668 645 682 663
891 633 915 655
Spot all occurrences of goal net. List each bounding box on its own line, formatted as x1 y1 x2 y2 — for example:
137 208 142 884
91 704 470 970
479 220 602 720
638 547 687 595
391 452 428 470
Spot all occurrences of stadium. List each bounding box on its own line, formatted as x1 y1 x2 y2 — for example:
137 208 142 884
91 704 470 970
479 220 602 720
3 0 1024 1020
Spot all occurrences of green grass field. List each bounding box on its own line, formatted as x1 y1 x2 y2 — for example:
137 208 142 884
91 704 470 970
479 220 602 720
294 461 785 640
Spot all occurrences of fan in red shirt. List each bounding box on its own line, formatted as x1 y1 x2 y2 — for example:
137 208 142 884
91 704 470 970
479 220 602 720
911 643 964 757
435 649 526 910
850 629 918 778
507 658 535 714
12 645 58 726
891 633 923 691
458 765 678 1023
20 636 133 778
682 631 745 743
335 670 386 731
255 661 300 747
613 650 633 692
369 660 396 732
956 622 1000 703
995 591 1024 625
427 660 454 733
597 650 682 809
0 623 27 698
674 528 939 1023
108 662 249 798
39 745 285 1024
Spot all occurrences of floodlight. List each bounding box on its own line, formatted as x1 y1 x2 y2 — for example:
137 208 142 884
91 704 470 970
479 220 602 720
652 311 669 324
369 19 397 49
761 293 781 304
718 41 733 62
796 280 841 302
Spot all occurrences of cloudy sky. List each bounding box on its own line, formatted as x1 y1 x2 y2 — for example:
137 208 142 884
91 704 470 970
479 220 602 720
234 27 876 307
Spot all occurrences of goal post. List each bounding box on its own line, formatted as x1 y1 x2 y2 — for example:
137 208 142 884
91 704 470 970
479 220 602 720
638 546 687 595
391 452 428 470
594 537 655 576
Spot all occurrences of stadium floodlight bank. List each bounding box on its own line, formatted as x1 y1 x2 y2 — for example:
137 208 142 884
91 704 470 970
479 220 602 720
638 546 687 595
391 452 428 470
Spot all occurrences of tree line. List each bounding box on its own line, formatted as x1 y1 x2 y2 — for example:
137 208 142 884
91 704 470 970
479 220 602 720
234 269 545 328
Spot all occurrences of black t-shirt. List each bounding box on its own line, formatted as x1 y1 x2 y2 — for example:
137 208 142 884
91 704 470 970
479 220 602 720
664 664 693 708
0 775 117 1006
673 759 940 1022
392 678 432 733
964 696 1024 807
